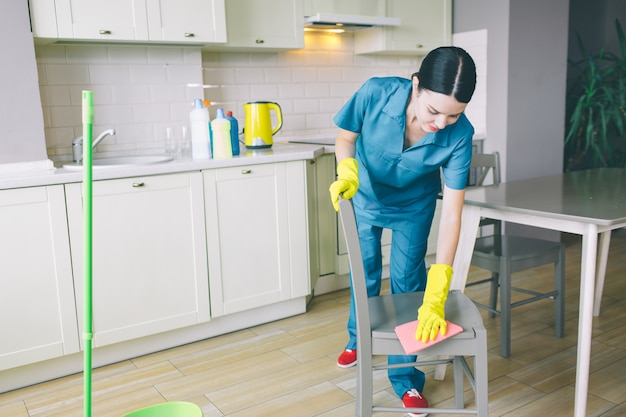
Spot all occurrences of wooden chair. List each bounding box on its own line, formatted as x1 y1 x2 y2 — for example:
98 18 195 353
338 198 488 417
467 152 565 357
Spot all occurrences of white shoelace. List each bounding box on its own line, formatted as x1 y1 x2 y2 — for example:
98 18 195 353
405 389 423 399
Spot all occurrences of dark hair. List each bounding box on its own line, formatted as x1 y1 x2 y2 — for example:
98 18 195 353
413 46 477 103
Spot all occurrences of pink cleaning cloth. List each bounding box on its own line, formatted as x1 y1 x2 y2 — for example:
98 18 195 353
394 320 464 355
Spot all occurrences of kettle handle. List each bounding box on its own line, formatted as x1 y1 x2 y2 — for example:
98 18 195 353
268 102 283 135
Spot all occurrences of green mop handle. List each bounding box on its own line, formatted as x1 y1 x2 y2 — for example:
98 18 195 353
82 90 94 417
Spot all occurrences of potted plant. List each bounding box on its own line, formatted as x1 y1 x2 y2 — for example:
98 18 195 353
564 19 626 171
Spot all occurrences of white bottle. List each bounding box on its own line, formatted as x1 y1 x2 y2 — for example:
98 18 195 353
211 108 233 159
189 99 211 159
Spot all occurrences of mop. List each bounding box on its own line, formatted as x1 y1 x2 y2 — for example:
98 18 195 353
82 90 94 417
80 91 203 417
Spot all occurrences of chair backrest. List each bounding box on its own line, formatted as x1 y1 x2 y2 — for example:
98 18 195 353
471 152 502 233
337 198 373 344
470 152 501 186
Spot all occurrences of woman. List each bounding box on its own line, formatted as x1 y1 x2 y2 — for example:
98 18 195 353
329 46 477 416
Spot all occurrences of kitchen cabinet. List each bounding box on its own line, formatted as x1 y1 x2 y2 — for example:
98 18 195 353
309 154 390 293
0 186 78 371
207 0 304 51
204 161 310 316
354 0 452 55
65 172 210 348
29 0 227 44
310 154 337 280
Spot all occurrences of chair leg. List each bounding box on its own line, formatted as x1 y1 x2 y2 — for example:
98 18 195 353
555 244 566 338
453 356 465 409
356 345 373 417
474 327 489 417
499 258 512 358
355 355 374 417
488 272 499 318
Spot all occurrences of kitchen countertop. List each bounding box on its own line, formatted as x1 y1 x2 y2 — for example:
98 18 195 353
0 142 331 190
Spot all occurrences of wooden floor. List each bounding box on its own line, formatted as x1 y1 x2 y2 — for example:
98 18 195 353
2 230 626 417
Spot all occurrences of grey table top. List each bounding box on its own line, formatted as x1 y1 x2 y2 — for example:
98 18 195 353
463 168 626 227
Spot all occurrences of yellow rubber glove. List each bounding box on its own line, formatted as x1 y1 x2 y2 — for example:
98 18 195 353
416 264 452 343
329 157 359 211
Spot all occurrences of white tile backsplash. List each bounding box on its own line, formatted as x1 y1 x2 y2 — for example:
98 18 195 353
38 32 423 159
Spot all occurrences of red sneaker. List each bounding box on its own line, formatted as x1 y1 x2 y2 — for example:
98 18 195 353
336 349 357 368
402 389 429 417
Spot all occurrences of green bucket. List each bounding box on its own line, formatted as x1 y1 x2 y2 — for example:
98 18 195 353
122 402 203 417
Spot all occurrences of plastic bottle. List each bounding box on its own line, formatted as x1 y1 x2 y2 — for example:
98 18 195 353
210 108 233 159
189 99 211 159
225 111 240 156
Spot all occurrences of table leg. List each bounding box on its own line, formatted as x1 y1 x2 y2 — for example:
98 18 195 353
593 231 611 316
574 224 598 417
451 204 481 291
435 204 481 381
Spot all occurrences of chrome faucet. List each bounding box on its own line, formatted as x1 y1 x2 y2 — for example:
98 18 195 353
72 129 116 163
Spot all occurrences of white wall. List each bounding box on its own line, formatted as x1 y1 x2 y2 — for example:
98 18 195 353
37 45 204 160
453 0 569 183
38 33 422 161
0 0 47 165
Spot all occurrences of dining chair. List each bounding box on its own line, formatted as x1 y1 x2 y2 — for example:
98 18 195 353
466 152 565 357
338 198 488 417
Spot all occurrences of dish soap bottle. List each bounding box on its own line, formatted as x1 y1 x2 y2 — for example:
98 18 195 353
211 108 233 159
189 99 211 159
225 111 240 156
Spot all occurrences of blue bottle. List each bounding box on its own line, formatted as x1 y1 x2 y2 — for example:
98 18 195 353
225 111 240 156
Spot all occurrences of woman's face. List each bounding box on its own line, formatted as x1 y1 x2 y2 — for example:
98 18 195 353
412 80 468 133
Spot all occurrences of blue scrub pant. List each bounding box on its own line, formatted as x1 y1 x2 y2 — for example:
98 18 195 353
345 220 429 397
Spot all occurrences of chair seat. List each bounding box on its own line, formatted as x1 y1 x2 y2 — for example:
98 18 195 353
472 235 563 272
369 291 485 356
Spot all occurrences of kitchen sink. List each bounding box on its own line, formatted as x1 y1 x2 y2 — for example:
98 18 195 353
63 155 174 170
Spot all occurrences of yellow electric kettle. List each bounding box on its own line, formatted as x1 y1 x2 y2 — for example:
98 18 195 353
243 101 283 149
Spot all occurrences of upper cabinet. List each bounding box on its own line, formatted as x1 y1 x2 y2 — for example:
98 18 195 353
148 0 227 43
28 0 227 44
354 0 452 55
206 0 304 51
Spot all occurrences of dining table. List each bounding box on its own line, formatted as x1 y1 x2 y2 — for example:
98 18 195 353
449 167 626 417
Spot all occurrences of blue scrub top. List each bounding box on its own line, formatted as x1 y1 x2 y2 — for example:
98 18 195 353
333 77 474 229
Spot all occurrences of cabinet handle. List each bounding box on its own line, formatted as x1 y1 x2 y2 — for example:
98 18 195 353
99 30 112 35
255 39 265 44
132 182 145 188
184 33 195 38
416 44 424 49
241 169 252 174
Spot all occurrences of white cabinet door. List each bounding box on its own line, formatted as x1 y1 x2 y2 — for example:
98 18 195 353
312 154 338 277
56 0 149 41
148 0 227 43
0 186 78 371
355 0 452 55
65 172 209 348
214 0 304 50
31 0 227 44
204 161 310 316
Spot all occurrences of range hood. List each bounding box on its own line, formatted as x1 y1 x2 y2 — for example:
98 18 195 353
304 13 400 32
